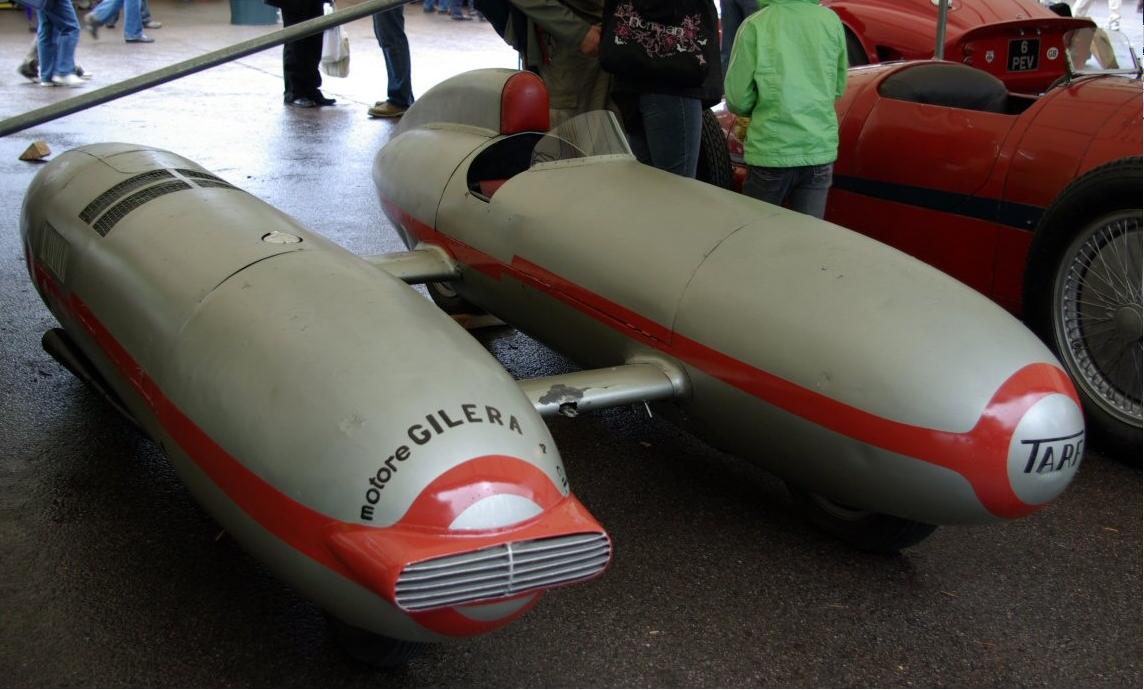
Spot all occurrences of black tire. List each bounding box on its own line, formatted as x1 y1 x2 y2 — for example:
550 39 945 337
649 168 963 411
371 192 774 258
427 280 484 316
1024 157 1142 452
695 108 733 189
787 485 938 554
845 30 868 67
326 615 427 668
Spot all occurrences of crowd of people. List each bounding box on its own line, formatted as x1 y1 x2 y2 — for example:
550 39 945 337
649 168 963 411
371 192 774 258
15 0 1137 214
17 0 161 88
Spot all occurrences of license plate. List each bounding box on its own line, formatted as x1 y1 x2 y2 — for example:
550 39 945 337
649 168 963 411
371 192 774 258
1008 38 1040 71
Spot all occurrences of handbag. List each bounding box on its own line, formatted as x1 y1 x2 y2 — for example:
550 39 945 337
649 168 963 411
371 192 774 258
320 2 350 78
599 0 716 89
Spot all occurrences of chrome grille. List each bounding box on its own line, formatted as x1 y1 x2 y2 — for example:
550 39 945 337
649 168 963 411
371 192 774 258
394 532 610 612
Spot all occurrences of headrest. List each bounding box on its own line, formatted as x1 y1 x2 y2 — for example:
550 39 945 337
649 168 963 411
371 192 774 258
879 62 1009 114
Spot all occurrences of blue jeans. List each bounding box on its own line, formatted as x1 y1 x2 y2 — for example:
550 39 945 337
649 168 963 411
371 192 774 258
720 0 759 74
106 0 153 27
422 0 460 11
743 163 834 219
90 0 143 39
626 93 702 178
37 0 79 81
373 6 414 107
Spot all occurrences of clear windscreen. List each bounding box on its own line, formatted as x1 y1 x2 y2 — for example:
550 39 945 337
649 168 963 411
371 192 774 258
530 111 633 168
1064 28 1142 75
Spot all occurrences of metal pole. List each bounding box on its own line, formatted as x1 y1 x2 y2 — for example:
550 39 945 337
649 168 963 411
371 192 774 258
934 0 949 60
0 0 414 138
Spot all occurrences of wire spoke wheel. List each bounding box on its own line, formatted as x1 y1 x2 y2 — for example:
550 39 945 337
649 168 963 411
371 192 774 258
1052 211 1143 431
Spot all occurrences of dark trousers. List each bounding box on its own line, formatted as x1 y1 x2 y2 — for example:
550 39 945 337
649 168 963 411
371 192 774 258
280 0 324 100
373 6 414 107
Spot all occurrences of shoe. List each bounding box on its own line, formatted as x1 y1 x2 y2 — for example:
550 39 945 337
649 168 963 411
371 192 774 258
287 97 317 108
144 20 162 28
38 80 56 87
74 65 93 79
105 22 115 28
367 100 408 118
126 34 155 43
17 59 38 82
309 91 336 106
437 8 449 13
451 13 472 19
51 73 86 87
83 13 100 39
1108 19 1120 30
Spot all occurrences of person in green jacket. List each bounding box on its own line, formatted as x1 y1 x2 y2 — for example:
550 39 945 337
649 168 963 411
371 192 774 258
723 0 847 218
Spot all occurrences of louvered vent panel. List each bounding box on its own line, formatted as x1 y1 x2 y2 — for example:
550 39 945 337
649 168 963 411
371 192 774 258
79 170 175 223
395 533 610 611
39 222 69 282
192 179 239 191
177 169 237 190
92 181 192 236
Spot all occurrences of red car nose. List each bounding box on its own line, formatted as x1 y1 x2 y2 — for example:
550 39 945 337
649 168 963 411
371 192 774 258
326 455 611 636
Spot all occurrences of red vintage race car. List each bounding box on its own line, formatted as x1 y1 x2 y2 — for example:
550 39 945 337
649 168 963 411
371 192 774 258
705 36 1142 450
825 0 1094 92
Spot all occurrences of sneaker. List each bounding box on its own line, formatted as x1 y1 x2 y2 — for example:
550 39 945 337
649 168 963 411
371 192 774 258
74 65 93 79
367 100 408 118
17 59 38 82
144 20 162 28
125 34 155 43
451 13 472 19
51 73 86 87
38 80 56 87
105 22 116 28
287 97 317 108
83 13 100 39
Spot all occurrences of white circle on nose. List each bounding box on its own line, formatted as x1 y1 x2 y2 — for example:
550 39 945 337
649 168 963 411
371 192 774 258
1007 394 1085 505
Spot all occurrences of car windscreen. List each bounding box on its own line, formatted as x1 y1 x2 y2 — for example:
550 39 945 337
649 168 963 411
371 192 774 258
1065 28 1142 76
530 111 633 168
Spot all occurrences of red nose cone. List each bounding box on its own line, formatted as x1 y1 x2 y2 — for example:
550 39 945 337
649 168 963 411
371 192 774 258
326 455 611 637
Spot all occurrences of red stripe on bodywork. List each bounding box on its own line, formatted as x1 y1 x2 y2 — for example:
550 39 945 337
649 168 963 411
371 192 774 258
381 198 1081 519
31 262 605 637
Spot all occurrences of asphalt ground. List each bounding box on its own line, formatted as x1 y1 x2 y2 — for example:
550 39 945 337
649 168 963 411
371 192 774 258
1 1 1141 686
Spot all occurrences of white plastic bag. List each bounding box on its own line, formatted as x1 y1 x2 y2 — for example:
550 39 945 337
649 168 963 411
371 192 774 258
320 3 350 78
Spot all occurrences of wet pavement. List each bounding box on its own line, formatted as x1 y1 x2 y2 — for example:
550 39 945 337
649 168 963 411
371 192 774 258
1 1 1141 686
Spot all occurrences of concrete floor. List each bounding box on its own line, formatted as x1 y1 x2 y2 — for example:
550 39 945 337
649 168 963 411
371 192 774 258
1 1 1141 686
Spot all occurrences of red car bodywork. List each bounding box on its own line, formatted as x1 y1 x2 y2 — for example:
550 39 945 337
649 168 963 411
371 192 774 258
718 61 1141 316
826 0 1094 92
831 64 1140 314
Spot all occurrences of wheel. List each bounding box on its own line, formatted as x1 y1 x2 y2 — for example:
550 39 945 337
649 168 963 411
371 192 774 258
1025 157 1142 451
326 615 427 668
845 30 868 67
787 485 938 554
426 280 483 316
695 109 733 189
